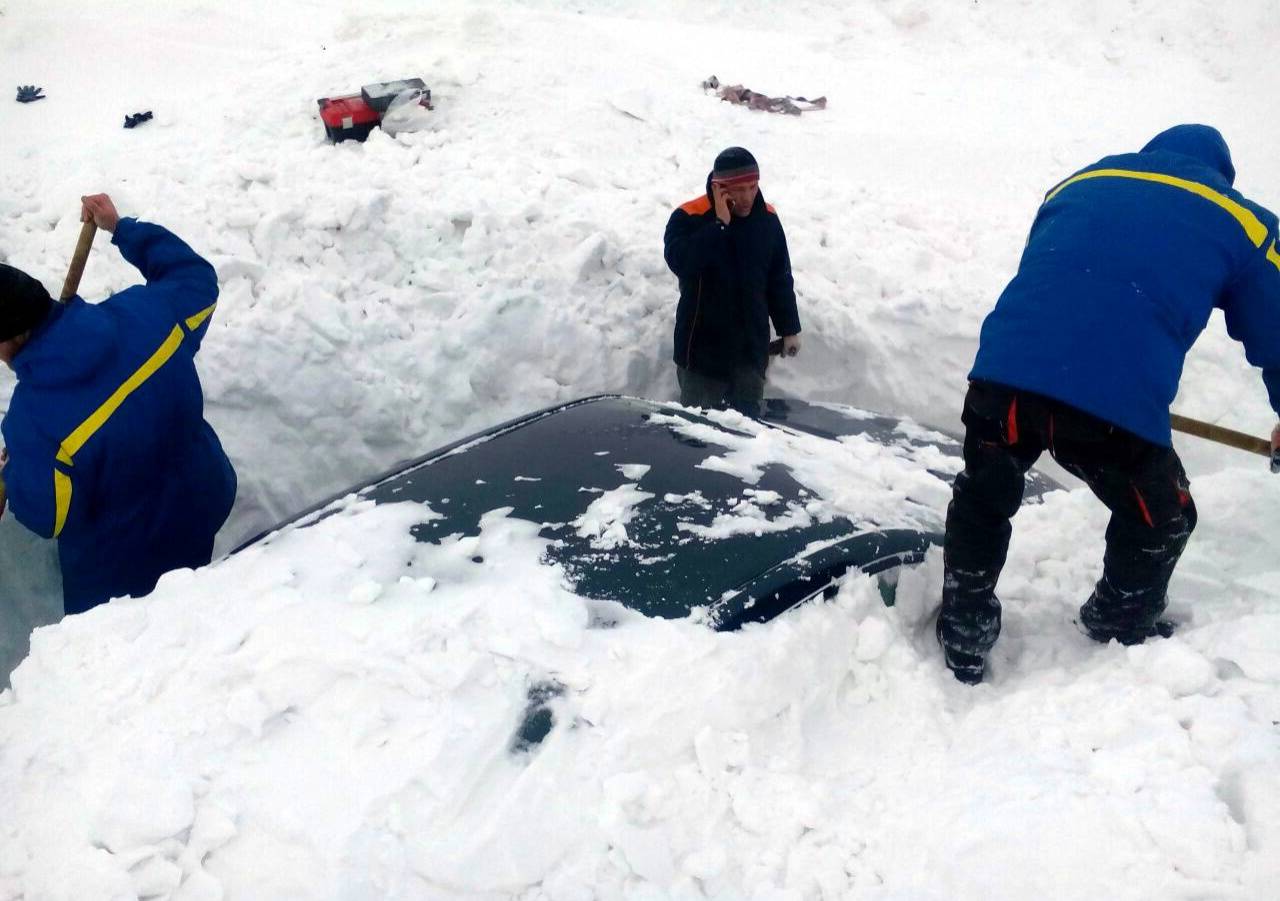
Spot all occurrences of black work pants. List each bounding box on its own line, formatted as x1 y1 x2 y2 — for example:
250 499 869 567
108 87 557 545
940 381 1197 655
677 365 765 417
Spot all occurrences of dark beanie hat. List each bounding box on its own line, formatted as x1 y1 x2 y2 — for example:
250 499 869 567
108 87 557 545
0 264 54 342
712 146 759 184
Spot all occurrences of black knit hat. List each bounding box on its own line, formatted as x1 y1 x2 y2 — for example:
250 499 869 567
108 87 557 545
712 146 759 184
0 264 54 342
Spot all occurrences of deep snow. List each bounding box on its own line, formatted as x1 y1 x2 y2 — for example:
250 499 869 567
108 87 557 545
1 1 1279 899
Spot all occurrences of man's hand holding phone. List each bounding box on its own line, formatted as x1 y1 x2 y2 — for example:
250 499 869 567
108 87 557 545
712 182 732 225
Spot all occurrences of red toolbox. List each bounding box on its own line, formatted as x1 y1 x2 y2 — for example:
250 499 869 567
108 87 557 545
317 94 381 143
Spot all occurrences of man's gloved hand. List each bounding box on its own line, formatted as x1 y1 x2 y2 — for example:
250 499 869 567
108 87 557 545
781 334 801 358
16 85 45 103
1270 422 1279 474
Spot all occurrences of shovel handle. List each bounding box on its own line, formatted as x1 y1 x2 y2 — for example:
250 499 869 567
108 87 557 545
1169 413 1270 457
60 221 98 301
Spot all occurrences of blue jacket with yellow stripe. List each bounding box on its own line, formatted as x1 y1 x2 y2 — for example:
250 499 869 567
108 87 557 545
971 124 1280 446
1 218 236 613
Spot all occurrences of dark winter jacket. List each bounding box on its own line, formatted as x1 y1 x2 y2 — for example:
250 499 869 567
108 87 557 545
971 124 1280 446
665 177 800 379
1 218 237 613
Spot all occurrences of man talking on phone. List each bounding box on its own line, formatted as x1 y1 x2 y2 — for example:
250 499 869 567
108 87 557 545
664 147 801 416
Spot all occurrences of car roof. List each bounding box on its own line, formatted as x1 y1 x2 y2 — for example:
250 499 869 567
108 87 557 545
341 396 966 628
248 395 1058 629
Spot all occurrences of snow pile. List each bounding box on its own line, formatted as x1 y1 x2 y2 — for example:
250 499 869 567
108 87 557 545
3 476 1278 899
651 408 957 534
1 0 1279 898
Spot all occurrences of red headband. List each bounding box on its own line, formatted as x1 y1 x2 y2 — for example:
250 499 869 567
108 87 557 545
711 171 759 187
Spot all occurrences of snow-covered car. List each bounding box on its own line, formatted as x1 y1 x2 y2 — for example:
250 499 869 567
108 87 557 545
242 394 1063 749
247 395 1058 752
254 395 1058 631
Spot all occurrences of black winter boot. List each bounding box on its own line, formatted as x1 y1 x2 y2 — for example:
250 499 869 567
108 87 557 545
936 612 988 685
1079 586 1178 645
1079 596 1177 646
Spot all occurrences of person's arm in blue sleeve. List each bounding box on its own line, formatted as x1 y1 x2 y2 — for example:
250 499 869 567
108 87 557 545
766 218 801 340
113 218 217 296
80 193 219 339
664 205 728 280
0 432 62 539
1220 239 1280 424
112 219 219 321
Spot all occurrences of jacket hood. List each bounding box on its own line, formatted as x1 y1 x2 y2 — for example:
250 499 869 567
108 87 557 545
1140 124 1235 186
14 298 116 388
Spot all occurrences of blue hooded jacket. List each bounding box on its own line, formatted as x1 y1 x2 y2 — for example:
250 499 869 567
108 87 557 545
1 218 236 612
970 124 1280 446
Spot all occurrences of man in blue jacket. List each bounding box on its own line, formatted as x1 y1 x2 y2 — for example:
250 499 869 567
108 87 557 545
939 125 1280 684
665 147 802 416
0 194 236 615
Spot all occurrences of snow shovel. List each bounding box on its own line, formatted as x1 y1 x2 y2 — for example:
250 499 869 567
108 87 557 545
1169 412 1278 472
0 220 97 514
59 220 97 301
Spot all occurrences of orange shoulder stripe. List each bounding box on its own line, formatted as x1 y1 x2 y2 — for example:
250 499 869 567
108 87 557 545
765 203 777 215
679 195 711 215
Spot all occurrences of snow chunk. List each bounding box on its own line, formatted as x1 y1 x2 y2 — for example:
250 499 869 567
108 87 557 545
854 617 894 662
1133 641 1216 698
573 483 655 549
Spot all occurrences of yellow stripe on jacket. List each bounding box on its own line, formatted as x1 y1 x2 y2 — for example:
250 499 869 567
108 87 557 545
51 303 217 537
1044 168 1269 248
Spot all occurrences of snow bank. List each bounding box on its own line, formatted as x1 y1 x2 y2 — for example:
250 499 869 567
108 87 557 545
3 473 1278 898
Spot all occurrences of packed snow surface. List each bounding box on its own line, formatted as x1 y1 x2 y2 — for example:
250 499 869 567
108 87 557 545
1 1 1279 899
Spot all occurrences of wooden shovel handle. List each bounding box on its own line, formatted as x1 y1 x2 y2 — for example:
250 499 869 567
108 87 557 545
1170 412 1270 457
59 220 98 301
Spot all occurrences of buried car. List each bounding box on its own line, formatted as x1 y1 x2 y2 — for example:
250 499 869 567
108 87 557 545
254 394 1058 633
241 394 1061 751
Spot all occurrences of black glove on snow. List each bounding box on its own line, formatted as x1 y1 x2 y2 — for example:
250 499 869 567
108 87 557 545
16 85 45 103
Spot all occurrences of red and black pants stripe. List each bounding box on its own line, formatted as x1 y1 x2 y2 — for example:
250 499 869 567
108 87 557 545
940 380 1196 656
